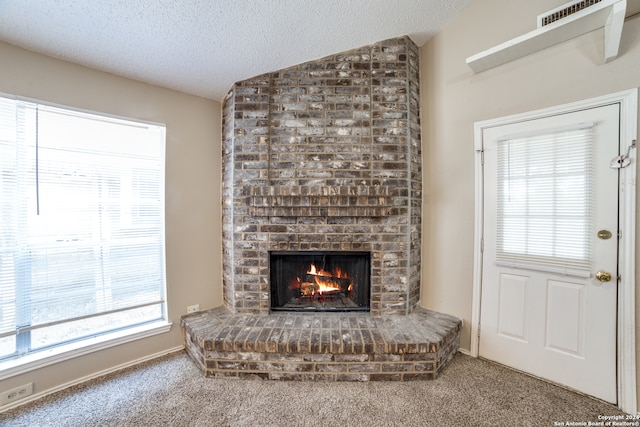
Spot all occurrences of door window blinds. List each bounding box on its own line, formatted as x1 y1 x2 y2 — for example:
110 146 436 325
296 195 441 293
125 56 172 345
496 124 594 275
0 95 166 359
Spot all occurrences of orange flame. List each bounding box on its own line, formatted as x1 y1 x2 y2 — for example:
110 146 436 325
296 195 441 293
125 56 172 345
307 263 331 277
297 263 352 297
333 267 348 278
313 276 342 294
307 264 349 279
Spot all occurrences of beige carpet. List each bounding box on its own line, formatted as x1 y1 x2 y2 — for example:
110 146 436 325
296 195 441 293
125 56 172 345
0 350 626 426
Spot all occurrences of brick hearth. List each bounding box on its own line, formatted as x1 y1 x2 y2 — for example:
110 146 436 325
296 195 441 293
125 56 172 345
181 307 461 381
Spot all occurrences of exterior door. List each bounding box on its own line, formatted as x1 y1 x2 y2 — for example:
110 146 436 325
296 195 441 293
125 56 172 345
480 104 619 403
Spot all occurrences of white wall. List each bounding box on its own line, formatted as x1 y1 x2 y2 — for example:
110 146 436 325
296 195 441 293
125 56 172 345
0 41 223 403
420 0 640 409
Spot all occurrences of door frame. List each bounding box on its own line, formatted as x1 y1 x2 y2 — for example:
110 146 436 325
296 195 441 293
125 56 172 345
471 89 638 413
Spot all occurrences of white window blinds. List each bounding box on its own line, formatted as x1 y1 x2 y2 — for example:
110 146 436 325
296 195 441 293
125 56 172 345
496 124 594 276
0 95 166 359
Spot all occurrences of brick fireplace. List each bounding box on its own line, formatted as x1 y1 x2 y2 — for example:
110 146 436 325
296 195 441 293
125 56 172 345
222 36 422 316
181 36 462 381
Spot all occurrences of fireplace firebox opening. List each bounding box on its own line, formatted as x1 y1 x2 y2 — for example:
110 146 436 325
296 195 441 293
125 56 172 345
270 251 371 312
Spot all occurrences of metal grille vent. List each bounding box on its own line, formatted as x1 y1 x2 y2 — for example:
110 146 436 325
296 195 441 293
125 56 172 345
540 0 602 26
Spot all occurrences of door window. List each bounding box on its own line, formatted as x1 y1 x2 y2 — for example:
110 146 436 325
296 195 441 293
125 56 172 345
496 124 594 274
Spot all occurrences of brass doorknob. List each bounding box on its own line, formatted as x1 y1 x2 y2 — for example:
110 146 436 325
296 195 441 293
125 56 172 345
595 271 612 282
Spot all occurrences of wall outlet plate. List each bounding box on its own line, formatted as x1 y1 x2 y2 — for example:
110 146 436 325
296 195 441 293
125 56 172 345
1 382 33 405
187 304 200 314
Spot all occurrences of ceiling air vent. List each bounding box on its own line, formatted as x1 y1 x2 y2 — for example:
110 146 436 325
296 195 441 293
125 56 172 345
467 0 626 73
538 0 603 27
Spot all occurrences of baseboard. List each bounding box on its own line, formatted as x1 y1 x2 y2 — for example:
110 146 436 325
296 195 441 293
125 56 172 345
0 345 185 413
457 348 473 356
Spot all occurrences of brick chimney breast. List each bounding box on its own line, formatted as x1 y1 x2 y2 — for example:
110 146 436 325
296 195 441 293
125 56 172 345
221 36 421 316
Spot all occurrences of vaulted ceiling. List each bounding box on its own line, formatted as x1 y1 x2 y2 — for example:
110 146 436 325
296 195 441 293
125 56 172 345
0 0 470 101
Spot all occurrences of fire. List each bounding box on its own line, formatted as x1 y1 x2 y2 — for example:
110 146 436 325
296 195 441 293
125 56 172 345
313 277 342 294
334 267 348 278
292 263 351 297
294 276 342 296
307 264 349 279
307 264 331 277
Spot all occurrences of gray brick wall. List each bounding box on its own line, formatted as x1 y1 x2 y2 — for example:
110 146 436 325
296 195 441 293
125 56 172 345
222 36 421 316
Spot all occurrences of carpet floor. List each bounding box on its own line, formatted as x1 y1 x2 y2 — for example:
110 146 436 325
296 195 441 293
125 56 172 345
0 350 626 426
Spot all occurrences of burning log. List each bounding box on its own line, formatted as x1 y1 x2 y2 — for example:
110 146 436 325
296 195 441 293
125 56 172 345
289 263 353 299
301 274 350 288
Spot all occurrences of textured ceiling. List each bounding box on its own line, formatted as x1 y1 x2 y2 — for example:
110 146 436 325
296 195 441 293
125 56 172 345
0 0 470 101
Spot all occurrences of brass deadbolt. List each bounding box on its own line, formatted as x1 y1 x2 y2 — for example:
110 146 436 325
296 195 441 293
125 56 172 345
597 230 612 240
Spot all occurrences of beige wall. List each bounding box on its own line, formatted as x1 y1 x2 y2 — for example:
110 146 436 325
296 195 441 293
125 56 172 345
0 41 223 398
2 0 639 409
420 0 640 409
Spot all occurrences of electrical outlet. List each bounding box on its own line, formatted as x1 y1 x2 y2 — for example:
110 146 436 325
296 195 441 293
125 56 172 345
1 383 33 406
187 304 200 314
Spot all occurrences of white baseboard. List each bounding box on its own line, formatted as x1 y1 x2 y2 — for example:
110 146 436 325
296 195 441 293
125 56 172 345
0 345 184 413
457 348 473 356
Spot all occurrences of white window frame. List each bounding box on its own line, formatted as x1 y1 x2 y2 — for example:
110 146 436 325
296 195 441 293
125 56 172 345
0 94 172 379
495 123 595 275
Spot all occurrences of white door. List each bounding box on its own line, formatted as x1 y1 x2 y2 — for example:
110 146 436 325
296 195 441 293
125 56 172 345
480 104 619 403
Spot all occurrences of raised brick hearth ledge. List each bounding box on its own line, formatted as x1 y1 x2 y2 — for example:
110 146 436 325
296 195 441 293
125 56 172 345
181 307 462 381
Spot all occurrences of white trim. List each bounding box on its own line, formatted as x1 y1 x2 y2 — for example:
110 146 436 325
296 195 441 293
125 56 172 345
0 345 184 413
0 321 172 381
617 89 638 414
472 89 637 414
466 0 626 72
457 348 473 357
496 121 595 142
470 124 484 358
494 261 591 278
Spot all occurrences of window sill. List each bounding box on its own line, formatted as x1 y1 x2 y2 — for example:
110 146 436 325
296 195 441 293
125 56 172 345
0 321 172 381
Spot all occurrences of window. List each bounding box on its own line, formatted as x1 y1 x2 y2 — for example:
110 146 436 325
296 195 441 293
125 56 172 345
496 124 594 273
0 94 166 362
